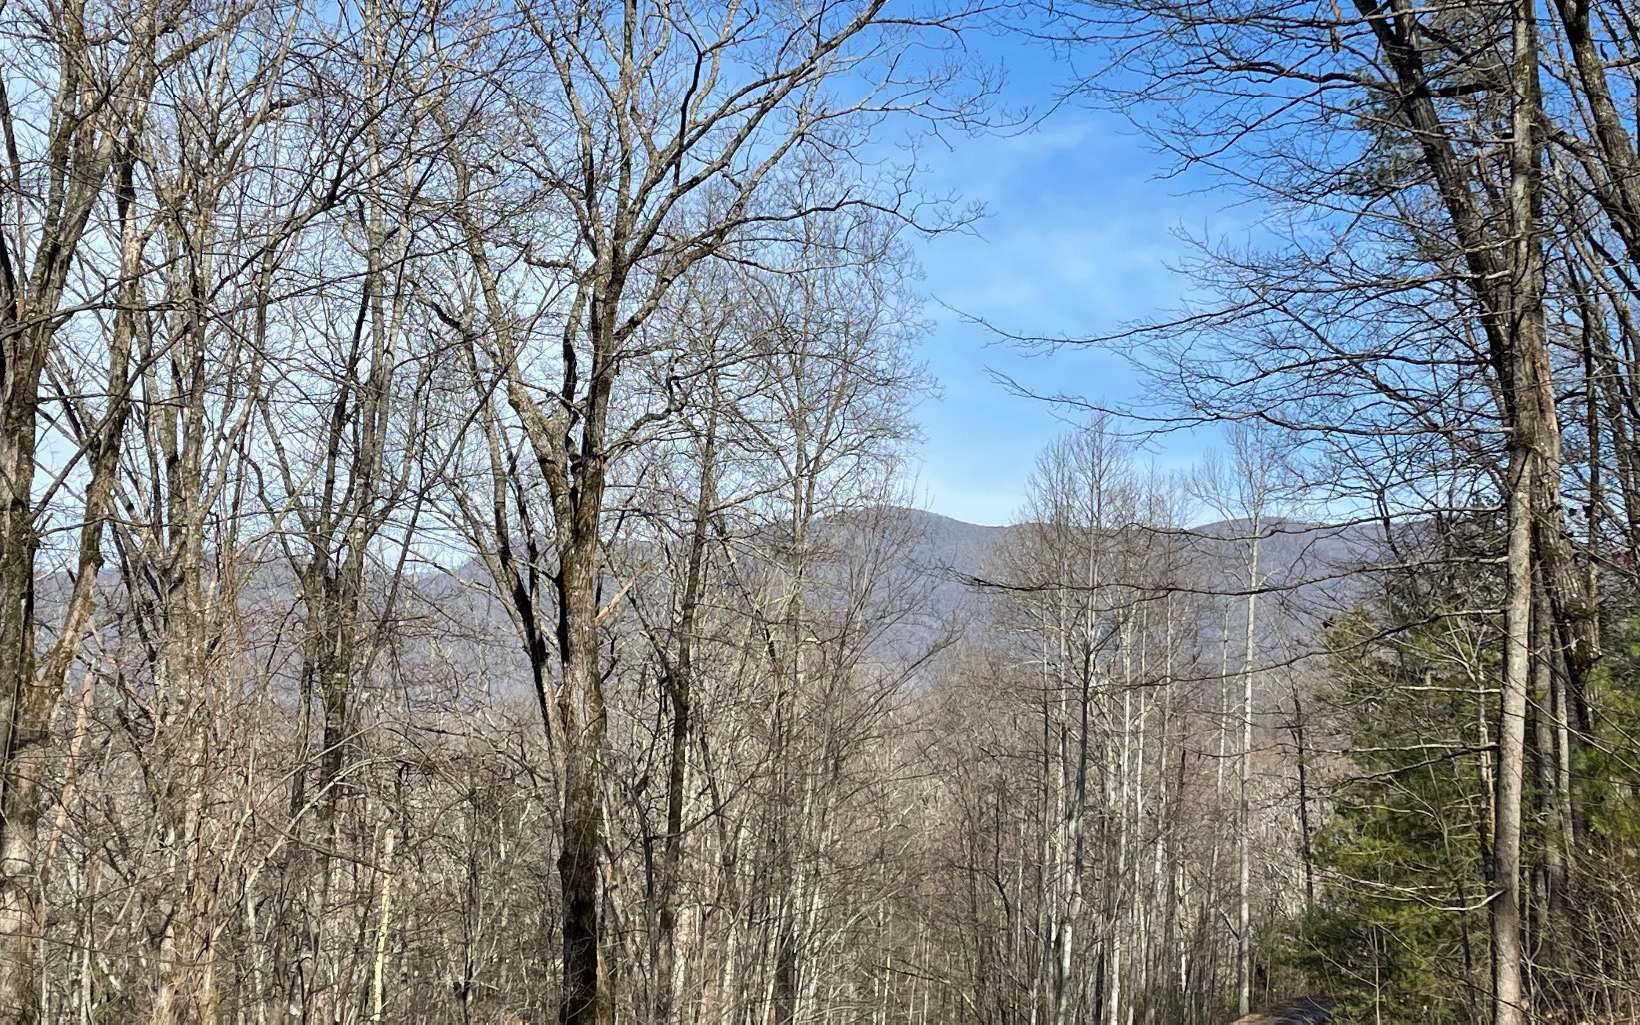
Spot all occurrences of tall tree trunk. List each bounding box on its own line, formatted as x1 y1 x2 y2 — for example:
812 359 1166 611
558 539 608 1025
0 33 156 1013
1493 3 1546 1020
1237 529 1259 1018
657 405 718 1025
1495 419 1534 1025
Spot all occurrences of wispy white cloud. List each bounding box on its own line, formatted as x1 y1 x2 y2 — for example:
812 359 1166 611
907 106 1240 524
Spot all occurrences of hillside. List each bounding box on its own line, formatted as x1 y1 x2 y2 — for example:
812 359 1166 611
850 505 1381 672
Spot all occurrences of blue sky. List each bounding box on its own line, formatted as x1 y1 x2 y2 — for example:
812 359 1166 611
905 34 1246 525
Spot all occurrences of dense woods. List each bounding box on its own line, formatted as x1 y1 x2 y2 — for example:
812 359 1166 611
1 0 1640 1023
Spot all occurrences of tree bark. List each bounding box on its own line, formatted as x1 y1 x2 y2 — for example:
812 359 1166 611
656 403 718 1025
1493 3 1546 1021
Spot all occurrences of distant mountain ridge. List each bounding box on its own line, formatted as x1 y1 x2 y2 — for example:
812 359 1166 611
842 506 1382 670
63 505 1378 707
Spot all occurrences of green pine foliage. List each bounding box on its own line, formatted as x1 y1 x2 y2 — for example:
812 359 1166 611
1580 631 1640 870
1281 611 1492 1025
1279 559 1640 1025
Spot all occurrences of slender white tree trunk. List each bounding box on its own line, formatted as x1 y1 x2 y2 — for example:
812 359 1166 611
1238 530 1260 1018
